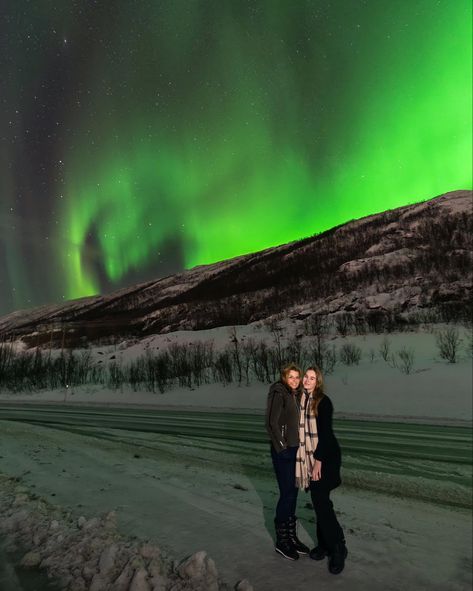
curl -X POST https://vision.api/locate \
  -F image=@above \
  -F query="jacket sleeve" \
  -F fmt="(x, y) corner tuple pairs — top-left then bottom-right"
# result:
(265, 387), (286, 453)
(314, 396), (333, 462)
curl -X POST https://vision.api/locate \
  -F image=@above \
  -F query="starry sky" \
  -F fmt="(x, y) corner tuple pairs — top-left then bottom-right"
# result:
(1, 0), (472, 316)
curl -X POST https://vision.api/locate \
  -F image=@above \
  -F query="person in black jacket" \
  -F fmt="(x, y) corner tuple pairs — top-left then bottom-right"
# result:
(265, 363), (310, 561)
(301, 366), (347, 574)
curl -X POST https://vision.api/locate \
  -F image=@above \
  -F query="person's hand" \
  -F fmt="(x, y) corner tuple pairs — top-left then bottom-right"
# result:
(311, 459), (322, 481)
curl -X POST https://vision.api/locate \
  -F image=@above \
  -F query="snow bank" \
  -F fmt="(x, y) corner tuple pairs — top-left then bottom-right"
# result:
(0, 474), (247, 591)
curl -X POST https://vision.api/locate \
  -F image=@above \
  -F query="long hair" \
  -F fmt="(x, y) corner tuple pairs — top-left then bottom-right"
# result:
(305, 366), (325, 416)
(281, 363), (301, 386)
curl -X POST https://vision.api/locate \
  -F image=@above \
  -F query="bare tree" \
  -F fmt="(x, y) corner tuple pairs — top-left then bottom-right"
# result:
(213, 350), (233, 384)
(271, 326), (284, 373)
(229, 327), (242, 384)
(241, 339), (256, 385)
(285, 337), (306, 369)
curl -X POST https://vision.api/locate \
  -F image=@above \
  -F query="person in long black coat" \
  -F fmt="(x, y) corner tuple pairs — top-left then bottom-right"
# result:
(302, 366), (347, 575)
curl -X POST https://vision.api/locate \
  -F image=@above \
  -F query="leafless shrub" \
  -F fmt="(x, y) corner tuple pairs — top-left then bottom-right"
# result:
(435, 328), (461, 363)
(465, 331), (473, 357)
(379, 337), (391, 362)
(353, 312), (367, 335)
(0, 341), (15, 380)
(109, 361), (125, 389)
(213, 350), (233, 384)
(335, 313), (351, 337)
(339, 343), (362, 365)
(323, 345), (337, 374)
(396, 347), (415, 374)
(366, 310), (386, 333)
(304, 315), (329, 338)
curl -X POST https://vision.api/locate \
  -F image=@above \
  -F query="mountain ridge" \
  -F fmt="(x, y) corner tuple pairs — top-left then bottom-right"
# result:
(1, 189), (471, 346)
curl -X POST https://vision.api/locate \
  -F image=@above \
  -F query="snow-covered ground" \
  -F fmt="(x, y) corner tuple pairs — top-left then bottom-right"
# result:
(0, 324), (471, 590)
(0, 419), (471, 591)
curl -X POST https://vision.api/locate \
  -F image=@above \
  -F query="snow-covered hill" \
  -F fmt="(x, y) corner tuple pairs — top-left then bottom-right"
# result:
(0, 190), (471, 347)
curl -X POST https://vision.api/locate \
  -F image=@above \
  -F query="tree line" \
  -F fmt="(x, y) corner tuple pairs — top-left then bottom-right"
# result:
(0, 326), (469, 393)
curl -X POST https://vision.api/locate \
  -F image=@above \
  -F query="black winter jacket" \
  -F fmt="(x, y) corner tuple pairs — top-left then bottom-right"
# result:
(265, 381), (301, 453)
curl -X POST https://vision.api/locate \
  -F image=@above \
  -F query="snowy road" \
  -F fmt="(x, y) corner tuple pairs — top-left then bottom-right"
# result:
(1, 403), (471, 508)
(0, 405), (472, 590)
(0, 403), (471, 463)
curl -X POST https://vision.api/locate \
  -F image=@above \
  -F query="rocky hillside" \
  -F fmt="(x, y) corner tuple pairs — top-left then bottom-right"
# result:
(0, 190), (471, 347)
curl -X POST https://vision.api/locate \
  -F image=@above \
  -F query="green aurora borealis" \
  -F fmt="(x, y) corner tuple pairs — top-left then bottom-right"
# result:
(1, 0), (472, 313)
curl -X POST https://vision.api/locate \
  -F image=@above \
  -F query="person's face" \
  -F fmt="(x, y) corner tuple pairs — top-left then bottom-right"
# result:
(286, 370), (300, 391)
(303, 370), (317, 393)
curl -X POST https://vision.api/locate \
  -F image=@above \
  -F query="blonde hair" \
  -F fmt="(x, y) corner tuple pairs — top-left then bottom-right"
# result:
(305, 366), (325, 416)
(281, 363), (301, 385)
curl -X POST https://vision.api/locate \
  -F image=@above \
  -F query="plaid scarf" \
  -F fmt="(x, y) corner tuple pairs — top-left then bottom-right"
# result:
(295, 390), (318, 490)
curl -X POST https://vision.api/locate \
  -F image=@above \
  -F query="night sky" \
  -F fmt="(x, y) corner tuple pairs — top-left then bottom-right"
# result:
(1, 0), (471, 316)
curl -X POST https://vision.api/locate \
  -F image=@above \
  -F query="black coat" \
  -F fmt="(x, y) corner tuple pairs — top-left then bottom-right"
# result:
(313, 395), (341, 490)
(265, 381), (301, 452)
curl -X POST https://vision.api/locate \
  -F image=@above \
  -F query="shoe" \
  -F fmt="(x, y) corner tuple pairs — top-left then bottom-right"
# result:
(275, 520), (299, 561)
(287, 516), (310, 555)
(309, 546), (328, 561)
(328, 542), (348, 574)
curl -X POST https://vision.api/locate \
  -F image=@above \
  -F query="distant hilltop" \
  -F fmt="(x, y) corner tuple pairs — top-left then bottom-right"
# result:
(1, 190), (471, 347)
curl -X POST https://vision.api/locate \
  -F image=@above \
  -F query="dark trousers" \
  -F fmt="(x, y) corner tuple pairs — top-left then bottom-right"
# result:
(270, 445), (299, 523)
(310, 482), (344, 551)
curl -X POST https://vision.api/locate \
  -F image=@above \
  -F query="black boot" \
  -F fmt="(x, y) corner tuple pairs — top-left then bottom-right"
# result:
(275, 520), (299, 561)
(328, 541), (348, 575)
(287, 516), (310, 555)
(309, 545), (328, 561)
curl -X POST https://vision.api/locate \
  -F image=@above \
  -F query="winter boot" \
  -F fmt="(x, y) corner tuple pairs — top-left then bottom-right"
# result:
(309, 545), (328, 561)
(275, 520), (299, 561)
(328, 541), (348, 575)
(287, 516), (310, 555)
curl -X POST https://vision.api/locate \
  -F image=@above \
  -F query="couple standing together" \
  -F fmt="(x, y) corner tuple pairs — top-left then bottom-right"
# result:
(265, 364), (347, 575)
